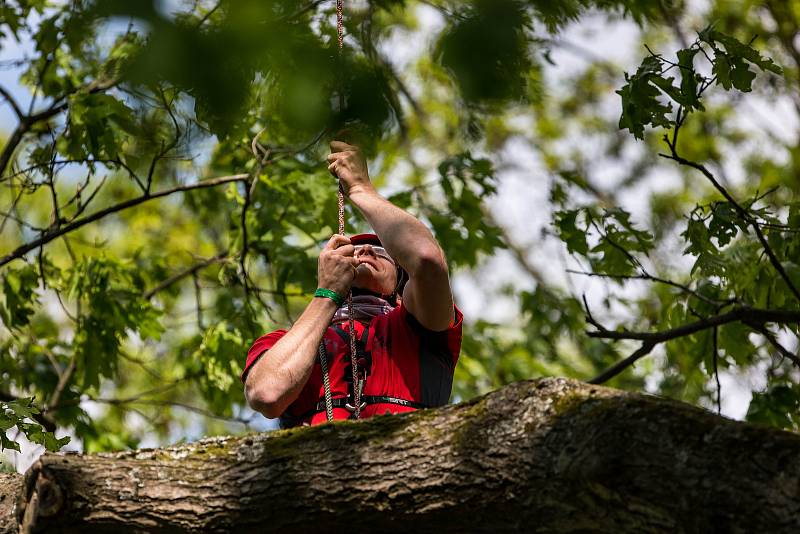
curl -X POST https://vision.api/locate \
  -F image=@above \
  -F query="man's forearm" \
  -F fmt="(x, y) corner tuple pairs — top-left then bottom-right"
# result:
(244, 297), (337, 417)
(349, 189), (444, 276)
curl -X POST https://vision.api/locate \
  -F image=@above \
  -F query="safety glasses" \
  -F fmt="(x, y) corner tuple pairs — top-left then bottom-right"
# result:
(354, 244), (393, 262)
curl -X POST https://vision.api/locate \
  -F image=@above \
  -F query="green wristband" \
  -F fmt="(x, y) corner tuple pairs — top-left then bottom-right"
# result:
(314, 288), (345, 307)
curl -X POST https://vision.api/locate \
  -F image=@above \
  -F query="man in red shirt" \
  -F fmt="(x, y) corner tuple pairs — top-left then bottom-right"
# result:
(242, 141), (462, 427)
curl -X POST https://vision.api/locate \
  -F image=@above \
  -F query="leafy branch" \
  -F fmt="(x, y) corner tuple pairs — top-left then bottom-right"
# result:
(585, 28), (797, 385)
(0, 173), (248, 269)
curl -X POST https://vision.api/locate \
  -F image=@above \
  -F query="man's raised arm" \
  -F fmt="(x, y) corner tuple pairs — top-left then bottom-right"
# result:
(328, 141), (454, 331)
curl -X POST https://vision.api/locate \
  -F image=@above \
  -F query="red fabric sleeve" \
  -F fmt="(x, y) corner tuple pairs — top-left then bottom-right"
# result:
(241, 329), (287, 383)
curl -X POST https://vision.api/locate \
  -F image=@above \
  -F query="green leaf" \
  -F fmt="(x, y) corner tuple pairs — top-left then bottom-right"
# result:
(192, 322), (246, 413)
(729, 57), (757, 92)
(747, 384), (799, 430)
(707, 202), (742, 247)
(700, 28), (783, 75)
(0, 399), (70, 452)
(676, 48), (703, 111)
(437, 0), (532, 104)
(2, 265), (39, 329)
(617, 55), (674, 140)
(555, 210), (589, 255)
(718, 324), (755, 365)
(700, 28), (782, 92)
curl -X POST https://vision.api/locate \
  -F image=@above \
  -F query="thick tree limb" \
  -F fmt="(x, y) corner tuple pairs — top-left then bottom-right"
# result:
(5, 378), (800, 532)
(0, 174), (248, 269)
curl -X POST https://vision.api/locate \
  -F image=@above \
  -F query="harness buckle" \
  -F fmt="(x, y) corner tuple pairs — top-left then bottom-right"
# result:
(344, 401), (367, 412)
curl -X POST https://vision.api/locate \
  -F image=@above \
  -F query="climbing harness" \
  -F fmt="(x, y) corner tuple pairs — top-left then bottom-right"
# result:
(281, 396), (429, 427)
(318, 0), (363, 422)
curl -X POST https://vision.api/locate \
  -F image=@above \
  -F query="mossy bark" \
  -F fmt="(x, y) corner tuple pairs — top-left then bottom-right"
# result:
(0, 474), (22, 534)
(7, 378), (800, 532)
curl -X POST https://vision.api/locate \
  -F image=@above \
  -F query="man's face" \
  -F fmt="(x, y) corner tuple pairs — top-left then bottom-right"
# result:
(352, 244), (397, 296)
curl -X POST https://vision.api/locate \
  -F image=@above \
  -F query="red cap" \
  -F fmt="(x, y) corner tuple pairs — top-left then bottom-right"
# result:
(350, 233), (382, 246)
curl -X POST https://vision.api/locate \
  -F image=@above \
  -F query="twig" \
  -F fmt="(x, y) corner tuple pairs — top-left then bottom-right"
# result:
(0, 186), (28, 234)
(588, 342), (657, 384)
(588, 217), (647, 272)
(52, 378), (191, 411)
(144, 250), (230, 299)
(46, 354), (77, 414)
(747, 321), (800, 368)
(0, 84), (24, 120)
(713, 326), (721, 415)
(195, 0), (222, 27)
(661, 122), (800, 304)
(118, 350), (163, 380)
(566, 269), (736, 307)
(0, 209), (44, 232)
(68, 174), (106, 222)
(582, 294), (603, 331)
(89, 397), (254, 426)
(281, 0), (327, 22)
(0, 124), (29, 179)
(193, 271), (204, 330)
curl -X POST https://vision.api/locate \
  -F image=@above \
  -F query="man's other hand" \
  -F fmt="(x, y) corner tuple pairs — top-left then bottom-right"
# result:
(328, 141), (374, 198)
(318, 234), (358, 297)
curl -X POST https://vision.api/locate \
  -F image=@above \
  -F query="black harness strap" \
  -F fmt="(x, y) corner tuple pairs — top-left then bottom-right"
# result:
(317, 395), (428, 413)
(280, 396), (429, 427)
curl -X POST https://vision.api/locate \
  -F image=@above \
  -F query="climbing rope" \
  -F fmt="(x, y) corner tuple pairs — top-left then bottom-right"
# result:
(319, 0), (362, 422)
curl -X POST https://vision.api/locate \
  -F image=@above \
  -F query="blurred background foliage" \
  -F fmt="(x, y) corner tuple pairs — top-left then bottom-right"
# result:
(1, 0), (799, 463)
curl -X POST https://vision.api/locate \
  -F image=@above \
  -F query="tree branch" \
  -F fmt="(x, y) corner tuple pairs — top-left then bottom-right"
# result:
(747, 321), (800, 368)
(0, 78), (119, 179)
(0, 84), (24, 120)
(587, 307), (800, 383)
(588, 306), (800, 343)
(0, 174), (248, 269)
(0, 124), (28, 180)
(588, 342), (657, 385)
(713, 326), (721, 414)
(46, 355), (77, 415)
(144, 250), (230, 299)
(566, 269), (736, 307)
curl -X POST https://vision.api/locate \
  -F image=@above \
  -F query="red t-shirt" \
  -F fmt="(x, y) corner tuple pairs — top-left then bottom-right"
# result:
(242, 304), (463, 426)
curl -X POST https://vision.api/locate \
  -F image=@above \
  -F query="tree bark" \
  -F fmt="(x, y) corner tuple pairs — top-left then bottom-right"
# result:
(5, 377), (800, 533)
(0, 474), (22, 534)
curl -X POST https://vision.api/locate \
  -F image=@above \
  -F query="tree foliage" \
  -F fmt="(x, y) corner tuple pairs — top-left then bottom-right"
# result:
(0, 0), (799, 458)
